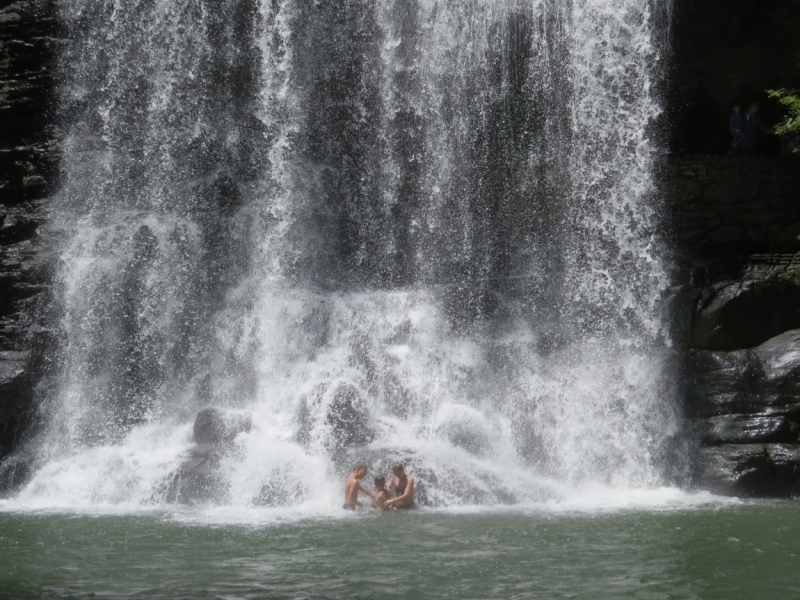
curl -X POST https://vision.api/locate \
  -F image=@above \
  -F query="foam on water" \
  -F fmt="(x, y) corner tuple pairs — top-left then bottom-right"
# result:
(6, 0), (684, 518)
(0, 485), (740, 529)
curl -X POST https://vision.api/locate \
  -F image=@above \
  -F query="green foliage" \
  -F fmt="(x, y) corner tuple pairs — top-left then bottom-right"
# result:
(766, 89), (800, 149)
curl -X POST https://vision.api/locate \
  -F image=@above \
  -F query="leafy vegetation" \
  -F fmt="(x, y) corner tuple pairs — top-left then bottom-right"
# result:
(766, 89), (800, 150)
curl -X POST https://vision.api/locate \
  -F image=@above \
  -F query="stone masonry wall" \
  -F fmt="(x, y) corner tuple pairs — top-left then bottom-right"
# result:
(665, 156), (800, 253)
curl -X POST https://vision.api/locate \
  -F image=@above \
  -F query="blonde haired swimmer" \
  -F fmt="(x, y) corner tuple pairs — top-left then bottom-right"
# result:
(386, 462), (416, 509)
(343, 462), (375, 510)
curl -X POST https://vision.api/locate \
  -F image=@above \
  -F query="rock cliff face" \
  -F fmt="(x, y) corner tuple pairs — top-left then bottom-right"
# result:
(666, 153), (800, 497)
(688, 326), (800, 496)
(0, 0), (56, 468)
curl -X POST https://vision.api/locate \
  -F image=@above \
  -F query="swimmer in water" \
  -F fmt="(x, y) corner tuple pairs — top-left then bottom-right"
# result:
(385, 462), (416, 510)
(343, 462), (374, 510)
(371, 475), (391, 510)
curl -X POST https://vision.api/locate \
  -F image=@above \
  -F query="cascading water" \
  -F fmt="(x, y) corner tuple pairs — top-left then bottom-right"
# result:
(11, 0), (680, 511)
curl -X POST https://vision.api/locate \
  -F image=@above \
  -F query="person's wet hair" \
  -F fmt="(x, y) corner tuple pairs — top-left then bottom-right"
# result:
(374, 476), (386, 487)
(392, 462), (404, 473)
(353, 462), (367, 472)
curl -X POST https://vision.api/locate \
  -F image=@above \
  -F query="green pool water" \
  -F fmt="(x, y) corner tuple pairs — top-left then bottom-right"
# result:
(0, 502), (798, 599)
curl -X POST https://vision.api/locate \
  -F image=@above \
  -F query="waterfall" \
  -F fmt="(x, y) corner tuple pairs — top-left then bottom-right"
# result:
(13, 0), (679, 510)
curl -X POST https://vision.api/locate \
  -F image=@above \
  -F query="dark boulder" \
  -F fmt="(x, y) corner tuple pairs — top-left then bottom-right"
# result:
(688, 329), (800, 417)
(693, 280), (800, 350)
(0, 350), (31, 424)
(689, 330), (800, 496)
(162, 443), (228, 505)
(161, 407), (251, 504)
(326, 384), (374, 455)
(0, 451), (31, 495)
(0, 212), (38, 245)
(693, 444), (800, 498)
(193, 407), (251, 445)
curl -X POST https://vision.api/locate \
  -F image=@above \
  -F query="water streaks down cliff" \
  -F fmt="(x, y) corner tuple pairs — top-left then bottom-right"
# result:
(12, 0), (678, 509)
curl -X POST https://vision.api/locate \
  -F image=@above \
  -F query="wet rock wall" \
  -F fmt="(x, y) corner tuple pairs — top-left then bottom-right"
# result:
(0, 0), (56, 471)
(668, 156), (800, 497)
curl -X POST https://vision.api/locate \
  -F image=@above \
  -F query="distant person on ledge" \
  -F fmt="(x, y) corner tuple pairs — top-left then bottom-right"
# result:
(737, 102), (770, 155)
(343, 462), (374, 510)
(729, 104), (745, 154)
(386, 462), (417, 509)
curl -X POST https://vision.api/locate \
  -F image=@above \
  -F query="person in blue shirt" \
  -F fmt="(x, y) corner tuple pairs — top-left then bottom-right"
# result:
(729, 104), (745, 154)
(738, 103), (769, 155)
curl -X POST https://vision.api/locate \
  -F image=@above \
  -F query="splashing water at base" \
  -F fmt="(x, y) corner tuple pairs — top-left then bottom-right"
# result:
(8, 0), (682, 516)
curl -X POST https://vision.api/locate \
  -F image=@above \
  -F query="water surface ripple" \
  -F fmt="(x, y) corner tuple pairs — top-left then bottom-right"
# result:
(1, 503), (798, 599)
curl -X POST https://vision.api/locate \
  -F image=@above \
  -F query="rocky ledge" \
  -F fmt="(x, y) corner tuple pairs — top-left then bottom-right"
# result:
(0, 0), (56, 465)
(686, 255), (800, 496)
